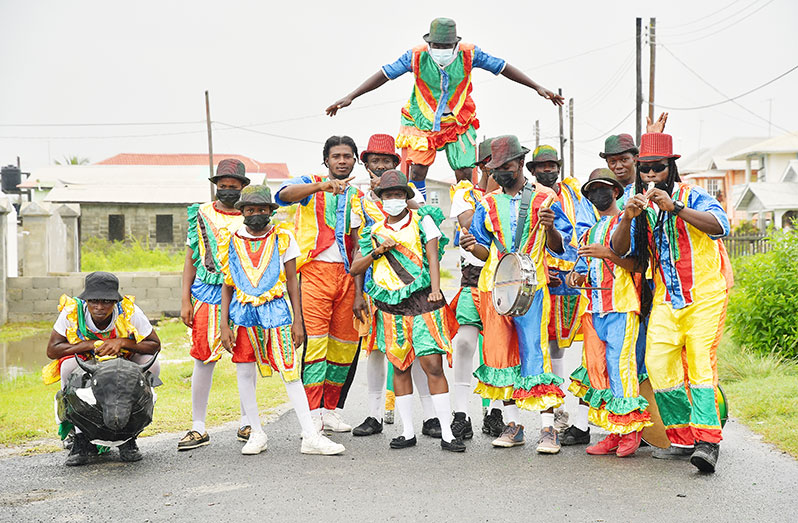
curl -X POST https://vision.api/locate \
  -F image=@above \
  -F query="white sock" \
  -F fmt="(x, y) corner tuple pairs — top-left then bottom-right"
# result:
(367, 351), (386, 420)
(396, 394), (415, 439)
(490, 400), (504, 412)
(191, 359), (216, 434)
(504, 403), (520, 425)
(549, 341), (570, 398)
(575, 404), (590, 431)
(236, 363), (264, 433)
(283, 379), (316, 435)
(431, 393), (455, 442)
(411, 360), (435, 421)
(541, 412), (555, 430)
(240, 365), (257, 427)
(452, 325), (479, 414)
(310, 408), (321, 420)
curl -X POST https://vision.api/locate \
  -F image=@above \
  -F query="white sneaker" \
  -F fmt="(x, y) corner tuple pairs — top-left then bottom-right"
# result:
(241, 431), (268, 455)
(554, 410), (570, 434)
(301, 432), (345, 455)
(322, 410), (352, 432)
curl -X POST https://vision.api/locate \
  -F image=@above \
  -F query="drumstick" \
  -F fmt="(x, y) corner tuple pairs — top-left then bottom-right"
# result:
(532, 195), (555, 235)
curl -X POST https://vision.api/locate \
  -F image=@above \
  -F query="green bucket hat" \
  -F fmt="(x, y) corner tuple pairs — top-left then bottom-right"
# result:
(485, 135), (530, 169)
(477, 137), (495, 165)
(210, 158), (251, 186)
(580, 168), (625, 198)
(525, 145), (562, 171)
(599, 134), (639, 159)
(234, 184), (278, 211)
(423, 18), (461, 45)
(373, 169), (415, 200)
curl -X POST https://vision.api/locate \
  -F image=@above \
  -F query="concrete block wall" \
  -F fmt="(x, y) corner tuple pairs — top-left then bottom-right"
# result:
(6, 271), (182, 323)
(79, 204), (189, 250)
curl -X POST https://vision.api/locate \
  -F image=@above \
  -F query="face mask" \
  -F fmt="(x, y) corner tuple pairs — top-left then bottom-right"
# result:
(243, 214), (271, 231)
(382, 199), (407, 217)
(216, 189), (241, 207)
(330, 172), (351, 181)
(429, 47), (455, 66)
(535, 171), (559, 188)
(492, 170), (517, 189)
(587, 187), (616, 211)
(370, 167), (388, 177)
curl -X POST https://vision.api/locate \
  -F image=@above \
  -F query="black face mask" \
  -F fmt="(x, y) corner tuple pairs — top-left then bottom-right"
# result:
(243, 214), (271, 231)
(370, 167), (388, 177)
(216, 189), (241, 207)
(587, 187), (616, 211)
(492, 170), (517, 189)
(330, 172), (351, 181)
(535, 171), (559, 188)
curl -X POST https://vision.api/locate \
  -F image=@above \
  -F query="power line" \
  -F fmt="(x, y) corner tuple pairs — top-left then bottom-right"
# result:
(0, 120), (204, 128)
(213, 121), (324, 144)
(659, 0), (777, 45)
(574, 108), (636, 143)
(0, 128), (208, 140)
(657, 0), (745, 31)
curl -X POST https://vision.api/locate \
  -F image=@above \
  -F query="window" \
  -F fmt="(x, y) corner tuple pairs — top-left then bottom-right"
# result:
(429, 191), (440, 205)
(156, 214), (173, 243)
(706, 179), (720, 197)
(108, 214), (125, 242)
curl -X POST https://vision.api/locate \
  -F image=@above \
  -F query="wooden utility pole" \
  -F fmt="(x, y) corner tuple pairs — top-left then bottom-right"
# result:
(205, 90), (215, 199)
(534, 120), (540, 148)
(648, 18), (656, 122)
(635, 17), (642, 145)
(558, 88), (565, 179)
(568, 98), (574, 178)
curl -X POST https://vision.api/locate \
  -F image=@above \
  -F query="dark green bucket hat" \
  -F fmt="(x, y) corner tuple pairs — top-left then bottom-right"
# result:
(374, 169), (415, 200)
(423, 18), (461, 45)
(525, 144), (562, 171)
(210, 158), (251, 186)
(234, 184), (278, 211)
(599, 134), (639, 159)
(477, 137), (495, 165)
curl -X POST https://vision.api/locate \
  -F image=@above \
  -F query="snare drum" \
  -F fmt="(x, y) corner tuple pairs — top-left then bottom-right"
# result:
(492, 252), (538, 316)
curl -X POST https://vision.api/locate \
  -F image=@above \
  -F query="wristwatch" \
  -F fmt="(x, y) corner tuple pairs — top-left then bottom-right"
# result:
(670, 200), (685, 216)
(371, 250), (383, 260)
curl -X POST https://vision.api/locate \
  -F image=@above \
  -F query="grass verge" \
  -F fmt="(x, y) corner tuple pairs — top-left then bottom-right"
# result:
(0, 319), (287, 449)
(0, 321), (52, 343)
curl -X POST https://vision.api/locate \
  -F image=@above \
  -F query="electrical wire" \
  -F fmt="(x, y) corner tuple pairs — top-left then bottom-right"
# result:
(0, 120), (204, 128)
(574, 108), (636, 143)
(658, 0), (777, 45)
(213, 121), (324, 144)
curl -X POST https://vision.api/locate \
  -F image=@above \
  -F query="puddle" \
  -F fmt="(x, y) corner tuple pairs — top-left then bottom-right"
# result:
(0, 332), (52, 381)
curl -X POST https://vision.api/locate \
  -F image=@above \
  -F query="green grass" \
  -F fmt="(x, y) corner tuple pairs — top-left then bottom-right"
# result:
(718, 339), (798, 456)
(0, 321), (52, 342)
(81, 236), (185, 272)
(0, 319), (287, 448)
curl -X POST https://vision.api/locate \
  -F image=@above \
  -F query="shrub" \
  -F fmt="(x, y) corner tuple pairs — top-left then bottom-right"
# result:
(727, 229), (798, 359)
(81, 236), (184, 272)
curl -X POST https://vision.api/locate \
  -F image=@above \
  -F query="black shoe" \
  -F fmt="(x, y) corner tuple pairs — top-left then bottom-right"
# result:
(652, 445), (694, 460)
(441, 437), (466, 453)
(482, 408), (504, 437)
(451, 412), (474, 440)
(65, 432), (91, 467)
(560, 425), (591, 446)
(352, 417), (383, 437)
(690, 441), (719, 473)
(389, 435), (417, 449)
(119, 438), (143, 462)
(422, 418), (442, 439)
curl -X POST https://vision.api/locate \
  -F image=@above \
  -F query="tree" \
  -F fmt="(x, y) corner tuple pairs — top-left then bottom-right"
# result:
(54, 155), (89, 165)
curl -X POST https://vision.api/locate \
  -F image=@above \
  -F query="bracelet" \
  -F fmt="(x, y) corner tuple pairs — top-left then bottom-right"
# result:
(371, 250), (383, 260)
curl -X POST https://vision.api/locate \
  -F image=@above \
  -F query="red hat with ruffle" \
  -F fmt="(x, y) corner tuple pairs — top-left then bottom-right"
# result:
(638, 133), (680, 162)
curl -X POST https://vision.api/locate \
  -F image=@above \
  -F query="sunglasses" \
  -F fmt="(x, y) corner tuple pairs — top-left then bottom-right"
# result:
(87, 299), (117, 305)
(638, 163), (668, 173)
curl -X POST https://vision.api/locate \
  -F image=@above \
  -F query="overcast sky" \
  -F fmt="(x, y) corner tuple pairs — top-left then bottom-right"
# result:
(1, 0), (796, 183)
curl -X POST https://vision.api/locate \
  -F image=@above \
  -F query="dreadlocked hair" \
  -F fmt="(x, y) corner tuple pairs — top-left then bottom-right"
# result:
(322, 135), (359, 165)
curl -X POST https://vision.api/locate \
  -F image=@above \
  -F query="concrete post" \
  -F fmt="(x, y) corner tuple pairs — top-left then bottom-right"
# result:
(20, 201), (53, 276)
(56, 204), (81, 272)
(745, 157), (752, 184)
(0, 197), (10, 325)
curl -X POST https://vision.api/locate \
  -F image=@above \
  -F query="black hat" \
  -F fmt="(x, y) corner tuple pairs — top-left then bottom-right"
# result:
(209, 158), (251, 186)
(78, 272), (123, 302)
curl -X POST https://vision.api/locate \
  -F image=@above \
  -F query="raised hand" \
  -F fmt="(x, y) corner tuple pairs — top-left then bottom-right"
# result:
(537, 87), (565, 106)
(320, 176), (354, 195)
(325, 96), (353, 116)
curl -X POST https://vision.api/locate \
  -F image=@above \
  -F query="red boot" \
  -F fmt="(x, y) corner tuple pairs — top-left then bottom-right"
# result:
(616, 431), (642, 457)
(586, 433), (621, 455)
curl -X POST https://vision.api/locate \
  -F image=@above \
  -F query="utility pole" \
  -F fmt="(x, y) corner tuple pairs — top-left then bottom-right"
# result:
(558, 88), (565, 179)
(568, 99), (575, 178)
(205, 90), (215, 200)
(648, 17), (656, 122)
(534, 120), (540, 148)
(635, 17), (642, 145)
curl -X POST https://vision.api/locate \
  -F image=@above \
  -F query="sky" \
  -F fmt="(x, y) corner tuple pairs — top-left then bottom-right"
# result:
(1, 0), (796, 183)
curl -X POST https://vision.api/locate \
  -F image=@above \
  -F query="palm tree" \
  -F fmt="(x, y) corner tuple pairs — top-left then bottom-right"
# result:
(54, 155), (90, 165)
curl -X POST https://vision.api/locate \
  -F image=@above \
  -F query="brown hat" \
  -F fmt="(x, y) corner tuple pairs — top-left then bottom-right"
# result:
(373, 169), (415, 200)
(210, 158), (251, 186)
(581, 168), (625, 198)
(485, 135), (530, 169)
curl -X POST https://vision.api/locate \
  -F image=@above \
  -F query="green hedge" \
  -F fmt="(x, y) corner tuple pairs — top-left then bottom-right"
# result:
(727, 229), (798, 359)
(81, 237), (184, 272)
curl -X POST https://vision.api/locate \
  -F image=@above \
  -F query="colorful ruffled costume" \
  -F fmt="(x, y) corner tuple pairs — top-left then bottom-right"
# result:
(448, 179), (486, 329)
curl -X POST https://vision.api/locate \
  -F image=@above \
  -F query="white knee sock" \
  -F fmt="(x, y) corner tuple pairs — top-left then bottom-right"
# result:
(191, 359), (216, 434)
(490, 400), (504, 412)
(283, 379), (316, 435)
(240, 366), (257, 427)
(411, 360), (436, 421)
(504, 403), (520, 425)
(396, 394), (415, 439)
(367, 351), (386, 420)
(549, 341), (569, 413)
(236, 363), (264, 434)
(452, 325), (479, 414)
(541, 412), (555, 430)
(575, 403), (590, 431)
(431, 393), (455, 442)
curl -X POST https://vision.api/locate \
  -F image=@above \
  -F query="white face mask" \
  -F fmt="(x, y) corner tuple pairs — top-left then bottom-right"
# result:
(429, 47), (456, 67)
(382, 199), (408, 217)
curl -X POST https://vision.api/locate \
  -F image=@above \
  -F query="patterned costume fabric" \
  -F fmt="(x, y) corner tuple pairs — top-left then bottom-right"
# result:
(449, 179), (486, 329)
(359, 207), (457, 371)
(469, 187), (572, 411)
(219, 225), (300, 381)
(186, 201), (244, 363)
(618, 182), (731, 444)
(275, 177), (363, 410)
(567, 215), (652, 435)
(382, 43), (505, 169)
(42, 295), (146, 384)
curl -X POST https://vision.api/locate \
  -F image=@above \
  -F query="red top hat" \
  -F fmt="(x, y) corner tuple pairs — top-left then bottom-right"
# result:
(638, 133), (680, 162)
(360, 134), (400, 163)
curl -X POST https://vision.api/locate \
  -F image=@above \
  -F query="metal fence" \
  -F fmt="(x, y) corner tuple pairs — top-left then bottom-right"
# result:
(724, 233), (771, 257)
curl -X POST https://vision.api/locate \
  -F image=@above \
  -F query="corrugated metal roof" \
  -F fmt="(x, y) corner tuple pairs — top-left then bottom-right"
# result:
(727, 131), (798, 160)
(96, 153), (290, 179)
(733, 182), (798, 212)
(680, 137), (766, 173)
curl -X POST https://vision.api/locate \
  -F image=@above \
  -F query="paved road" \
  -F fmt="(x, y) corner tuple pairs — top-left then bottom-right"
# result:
(2, 251), (797, 521)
